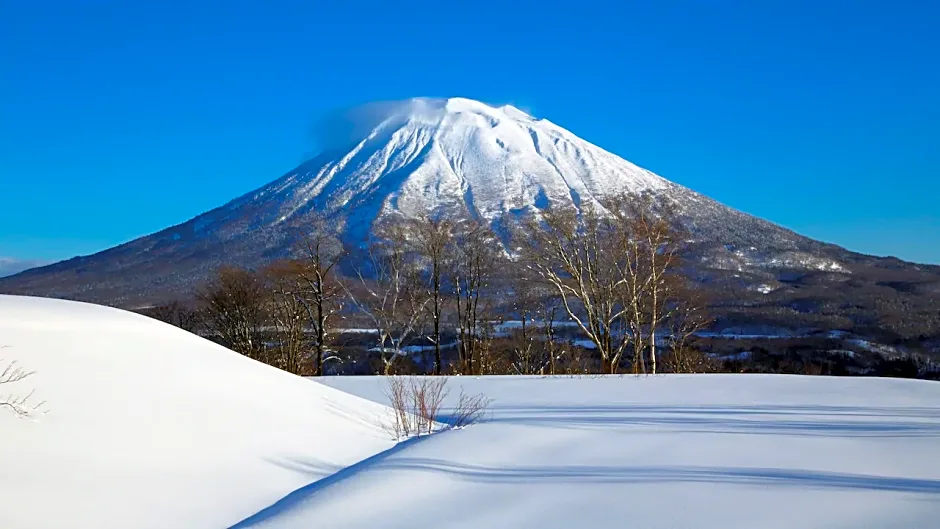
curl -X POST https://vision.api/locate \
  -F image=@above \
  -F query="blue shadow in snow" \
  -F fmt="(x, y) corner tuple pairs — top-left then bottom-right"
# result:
(485, 404), (940, 438)
(229, 435), (431, 529)
(371, 458), (940, 494)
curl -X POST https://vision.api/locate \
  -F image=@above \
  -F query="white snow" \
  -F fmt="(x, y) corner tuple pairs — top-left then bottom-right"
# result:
(850, 339), (905, 357)
(240, 375), (940, 529)
(0, 295), (394, 529)
(709, 350), (754, 361)
(755, 283), (776, 294)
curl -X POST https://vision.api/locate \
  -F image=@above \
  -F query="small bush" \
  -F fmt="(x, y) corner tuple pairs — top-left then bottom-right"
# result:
(449, 390), (491, 428)
(0, 358), (42, 418)
(382, 376), (490, 439)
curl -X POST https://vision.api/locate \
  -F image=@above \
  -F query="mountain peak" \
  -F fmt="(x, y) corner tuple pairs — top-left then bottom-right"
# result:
(438, 97), (532, 120)
(290, 96), (672, 237)
(344, 97), (537, 139)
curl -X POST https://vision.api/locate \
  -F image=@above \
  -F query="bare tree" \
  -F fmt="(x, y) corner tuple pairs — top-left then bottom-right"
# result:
(603, 193), (686, 374)
(663, 287), (714, 373)
(0, 359), (42, 418)
(505, 266), (558, 375)
(144, 301), (200, 333)
(263, 261), (311, 375)
(292, 221), (346, 376)
(344, 221), (429, 374)
(453, 221), (499, 375)
(406, 218), (455, 375)
(198, 266), (269, 361)
(517, 204), (630, 373)
(540, 295), (563, 375)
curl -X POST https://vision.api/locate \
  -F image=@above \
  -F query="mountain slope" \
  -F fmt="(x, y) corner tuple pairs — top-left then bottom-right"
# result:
(1, 97), (937, 334)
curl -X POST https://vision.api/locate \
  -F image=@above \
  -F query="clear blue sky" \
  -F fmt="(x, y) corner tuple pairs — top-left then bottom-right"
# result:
(1, 0), (938, 264)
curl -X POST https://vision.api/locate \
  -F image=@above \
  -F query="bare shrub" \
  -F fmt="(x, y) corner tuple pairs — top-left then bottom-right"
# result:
(0, 359), (42, 418)
(382, 376), (446, 438)
(661, 347), (718, 374)
(383, 376), (412, 438)
(410, 377), (447, 435)
(450, 389), (491, 428)
(381, 376), (490, 439)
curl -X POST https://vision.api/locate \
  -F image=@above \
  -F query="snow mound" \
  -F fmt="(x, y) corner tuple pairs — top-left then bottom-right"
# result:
(0, 295), (394, 529)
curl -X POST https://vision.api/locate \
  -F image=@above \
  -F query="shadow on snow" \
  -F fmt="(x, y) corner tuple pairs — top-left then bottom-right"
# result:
(229, 402), (940, 527)
(486, 404), (940, 438)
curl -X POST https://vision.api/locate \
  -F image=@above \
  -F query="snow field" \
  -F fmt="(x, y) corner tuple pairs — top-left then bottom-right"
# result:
(242, 374), (940, 528)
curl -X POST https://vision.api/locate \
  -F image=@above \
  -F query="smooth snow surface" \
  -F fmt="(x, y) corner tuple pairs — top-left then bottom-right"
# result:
(242, 375), (940, 529)
(0, 295), (394, 529)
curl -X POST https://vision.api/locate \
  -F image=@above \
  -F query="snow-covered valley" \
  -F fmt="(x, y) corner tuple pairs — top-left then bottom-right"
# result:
(1, 295), (938, 528)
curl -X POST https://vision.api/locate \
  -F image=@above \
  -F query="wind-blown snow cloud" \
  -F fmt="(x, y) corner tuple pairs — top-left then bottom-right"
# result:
(310, 98), (449, 153)
(309, 97), (534, 155)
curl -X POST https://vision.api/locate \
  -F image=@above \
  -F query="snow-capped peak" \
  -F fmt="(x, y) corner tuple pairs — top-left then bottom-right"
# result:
(251, 97), (672, 242)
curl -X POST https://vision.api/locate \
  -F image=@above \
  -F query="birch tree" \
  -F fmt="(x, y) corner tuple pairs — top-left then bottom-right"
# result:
(609, 193), (686, 374)
(344, 222), (428, 374)
(517, 204), (631, 373)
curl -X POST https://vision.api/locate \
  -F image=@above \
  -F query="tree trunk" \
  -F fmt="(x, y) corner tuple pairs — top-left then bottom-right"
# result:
(650, 329), (657, 375)
(314, 300), (324, 376)
(433, 287), (441, 376)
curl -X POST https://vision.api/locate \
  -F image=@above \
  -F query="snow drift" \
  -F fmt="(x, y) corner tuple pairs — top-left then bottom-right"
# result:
(0, 295), (394, 529)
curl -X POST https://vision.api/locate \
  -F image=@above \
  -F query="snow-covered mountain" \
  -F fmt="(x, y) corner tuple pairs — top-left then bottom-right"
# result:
(0, 97), (905, 306)
(186, 97), (824, 254)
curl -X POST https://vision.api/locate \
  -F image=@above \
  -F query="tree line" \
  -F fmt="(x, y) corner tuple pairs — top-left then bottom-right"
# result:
(145, 192), (713, 376)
